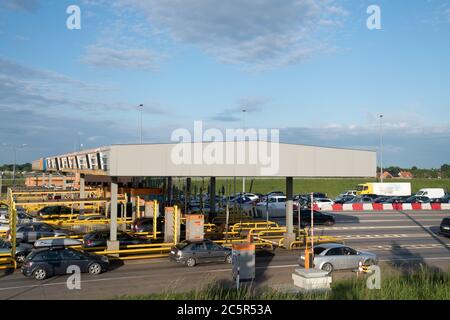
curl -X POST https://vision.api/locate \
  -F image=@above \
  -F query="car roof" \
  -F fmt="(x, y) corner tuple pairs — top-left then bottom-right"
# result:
(315, 243), (346, 249)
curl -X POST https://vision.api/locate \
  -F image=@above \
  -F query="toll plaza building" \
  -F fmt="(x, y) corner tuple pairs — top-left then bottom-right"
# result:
(32, 141), (377, 250)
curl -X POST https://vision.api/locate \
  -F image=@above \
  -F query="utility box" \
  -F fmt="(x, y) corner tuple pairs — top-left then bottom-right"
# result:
(185, 214), (204, 241)
(164, 207), (181, 243)
(232, 243), (255, 281)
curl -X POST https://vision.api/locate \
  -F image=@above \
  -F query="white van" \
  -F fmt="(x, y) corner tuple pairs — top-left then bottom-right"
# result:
(415, 188), (445, 199)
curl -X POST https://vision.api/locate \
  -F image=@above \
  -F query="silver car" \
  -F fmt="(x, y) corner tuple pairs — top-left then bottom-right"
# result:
(300, 243), (377, 273)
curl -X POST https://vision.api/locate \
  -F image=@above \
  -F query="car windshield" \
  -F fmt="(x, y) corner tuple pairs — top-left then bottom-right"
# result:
(176, 241), (190, 250)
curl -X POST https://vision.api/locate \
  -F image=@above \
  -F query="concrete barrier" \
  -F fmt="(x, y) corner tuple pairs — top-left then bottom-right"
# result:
(319, 202), (450, 212)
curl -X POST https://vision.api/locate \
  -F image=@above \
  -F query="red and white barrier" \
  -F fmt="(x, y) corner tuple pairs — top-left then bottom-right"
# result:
(314, 203), (450, 212)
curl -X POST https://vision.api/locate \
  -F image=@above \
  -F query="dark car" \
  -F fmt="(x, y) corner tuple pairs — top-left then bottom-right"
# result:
(440, 217), (450, 237)
(37, 205), (79, 218)
(373, 196), (392, 203)
(0, 238), (33, 263)
(405, 196), (430, 203)
(13, 222), (75, 243)
(293, 210), (335, 227)
(21, 247), (109, 280)
(83, 230), (150, 248)
(345, 196), (374, 204)
(334, 195), (355, 204)
(381, 196), (408, 204)
(169, 239), (232, 267)
(431, 195), (450, 204)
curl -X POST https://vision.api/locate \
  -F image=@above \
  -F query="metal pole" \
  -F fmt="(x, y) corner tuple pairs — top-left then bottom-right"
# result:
(242, 107), (246, 194)
(379, 114), (384, 183)
(310, 192), (314, 253)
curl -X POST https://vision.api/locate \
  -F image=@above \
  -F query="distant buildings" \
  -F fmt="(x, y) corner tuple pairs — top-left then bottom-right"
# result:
(398, 171), (414, 179)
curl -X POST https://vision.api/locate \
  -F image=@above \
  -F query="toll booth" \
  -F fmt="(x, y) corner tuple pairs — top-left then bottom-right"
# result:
(232, 243), (255, 282)
(164, 206), (181, 243)
(185, 214), (204, 241)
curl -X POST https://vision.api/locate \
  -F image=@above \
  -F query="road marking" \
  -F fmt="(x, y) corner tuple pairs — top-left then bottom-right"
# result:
(337, 219), (443, 223)
(317, 225), (434, 231)
(360, 244), (450, 251)
(335, 233), (433, 239)
(2, 256), (450, 293)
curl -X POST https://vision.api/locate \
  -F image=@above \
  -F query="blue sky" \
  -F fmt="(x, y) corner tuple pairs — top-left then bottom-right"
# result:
(0, 0), (449, 168)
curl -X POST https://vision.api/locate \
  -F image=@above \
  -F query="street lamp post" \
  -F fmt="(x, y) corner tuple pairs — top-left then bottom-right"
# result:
(379, 115), (384, 183)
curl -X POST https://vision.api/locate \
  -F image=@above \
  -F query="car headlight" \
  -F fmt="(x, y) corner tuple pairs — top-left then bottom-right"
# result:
(101, 256), (109, 262)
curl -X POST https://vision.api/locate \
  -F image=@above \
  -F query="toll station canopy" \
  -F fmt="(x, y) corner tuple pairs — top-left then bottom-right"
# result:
(32, 142), (376, 178)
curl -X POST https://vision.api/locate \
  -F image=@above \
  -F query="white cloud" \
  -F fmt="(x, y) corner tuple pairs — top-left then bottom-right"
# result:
(82, 46), (162, 71)
(111, 0), (348, 70)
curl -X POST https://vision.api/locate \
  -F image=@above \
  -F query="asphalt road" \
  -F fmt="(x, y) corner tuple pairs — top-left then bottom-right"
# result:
(0, 210), (449, 300)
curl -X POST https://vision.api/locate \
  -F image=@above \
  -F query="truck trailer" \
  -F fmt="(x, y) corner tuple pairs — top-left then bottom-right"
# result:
(356, 183), (411, 196)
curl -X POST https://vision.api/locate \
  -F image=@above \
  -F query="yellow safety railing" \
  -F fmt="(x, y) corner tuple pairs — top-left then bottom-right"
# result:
(231, 221), (278, 233)
(0, 253), (16, 270)
(289, 235), (341, 250)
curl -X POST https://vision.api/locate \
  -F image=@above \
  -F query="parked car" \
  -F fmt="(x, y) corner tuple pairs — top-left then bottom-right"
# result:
(431, 194), (450, 204)
(255, 195), (286, 218)
(21, 247), (109, 280)
(0, 238), (33, 263)
(0, 210), (34, 224)
(313, 198), (334, 209)
(380, 196), (409, 204)
(83, 230), (150, 248)
(299, 243), (378, 273)
(405, 196), (430, 203)
(76, 215), (107, 221)
(340, 190), (357, 197)
(169, 239), (232, 267)
(345, 196), (374, 204)
(37, 205), (79, 218)
(334, 195), (355, 204)
(12, 222), (75, 243)
(293, 210), (335, 227)
(439, 217), (450, 237)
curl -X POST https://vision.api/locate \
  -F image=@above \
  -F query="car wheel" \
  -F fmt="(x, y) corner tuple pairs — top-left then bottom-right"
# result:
(15, 252), (26, 263)
(186, 257), (196, 267)
(88, 262), (102, 275)
(225, 254), (232, 264)
(34, 268), (47, 280)
(321, 263), (333, 273)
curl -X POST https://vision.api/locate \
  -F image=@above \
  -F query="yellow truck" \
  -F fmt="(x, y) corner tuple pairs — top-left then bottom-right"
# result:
(356, 183), (411, 196)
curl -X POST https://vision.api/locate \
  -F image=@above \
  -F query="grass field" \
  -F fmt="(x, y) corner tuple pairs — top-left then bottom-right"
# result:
(187, 178), (450, 198)
(118, 267), (450, 300)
